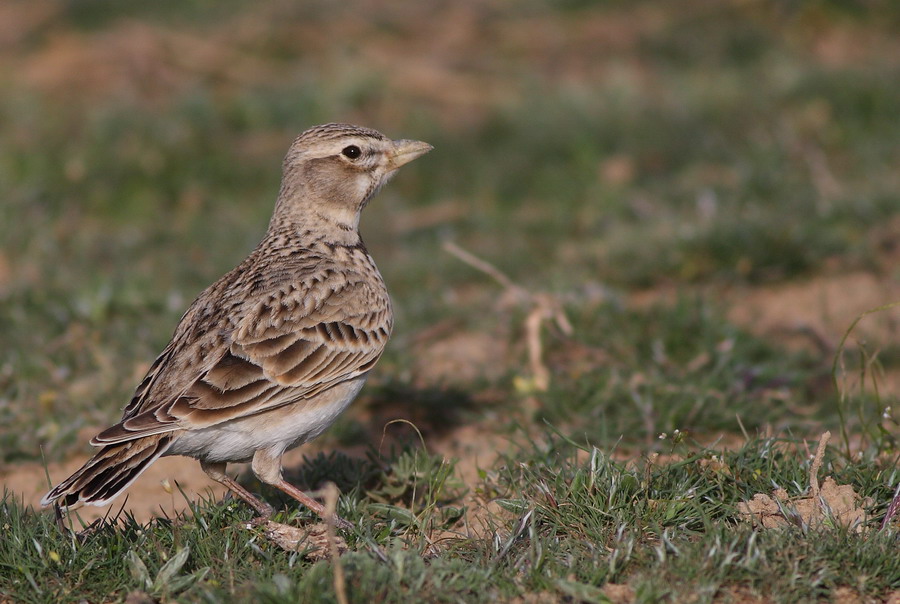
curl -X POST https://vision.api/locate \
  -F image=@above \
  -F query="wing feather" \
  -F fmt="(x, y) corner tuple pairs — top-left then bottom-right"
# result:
(91, 272), (391, 444)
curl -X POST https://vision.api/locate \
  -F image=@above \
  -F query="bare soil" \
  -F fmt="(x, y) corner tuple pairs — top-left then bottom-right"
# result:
(5, 268), (896, 523)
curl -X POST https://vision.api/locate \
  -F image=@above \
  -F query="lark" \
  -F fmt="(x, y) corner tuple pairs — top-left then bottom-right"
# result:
(41, 123), (432, 530)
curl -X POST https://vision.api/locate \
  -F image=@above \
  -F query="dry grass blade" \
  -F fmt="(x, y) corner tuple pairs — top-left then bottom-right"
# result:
(323, 482), (348, 604)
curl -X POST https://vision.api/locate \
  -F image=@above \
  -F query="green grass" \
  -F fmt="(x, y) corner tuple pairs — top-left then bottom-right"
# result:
(3, 437), (900, 602)
(536, 297), (825, 441)
(2, 0), (900, 601)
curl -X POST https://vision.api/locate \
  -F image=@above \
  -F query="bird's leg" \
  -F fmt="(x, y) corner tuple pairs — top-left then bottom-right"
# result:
(252, 449), (353, 531)
(272, 477), (354, 532)
(201, 460), (274, 519)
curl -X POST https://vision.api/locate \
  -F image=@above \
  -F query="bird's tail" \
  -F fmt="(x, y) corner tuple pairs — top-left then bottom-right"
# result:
(41, 434), (174, 509)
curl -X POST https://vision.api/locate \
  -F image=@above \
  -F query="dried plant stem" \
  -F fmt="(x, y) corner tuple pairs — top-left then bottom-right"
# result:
(443, 241), (572, 391)
(443, 241), (526, 299)
(323, 482), (348, 604)
(525, 306), (550, 391)
(809, 431), (830, 498)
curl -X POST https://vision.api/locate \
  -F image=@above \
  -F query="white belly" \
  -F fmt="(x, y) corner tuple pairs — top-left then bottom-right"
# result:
(166, 376), (366, 463)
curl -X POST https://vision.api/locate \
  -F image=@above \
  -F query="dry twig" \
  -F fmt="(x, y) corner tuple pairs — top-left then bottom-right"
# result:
(443, 241), (572, 391)
(443, 241), (527, 299)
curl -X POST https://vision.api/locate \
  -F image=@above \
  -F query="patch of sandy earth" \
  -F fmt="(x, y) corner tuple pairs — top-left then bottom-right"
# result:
(632, 271), (899, 350)
(633, 270), (900, 394)
(1, 408), (376, 523)
(726, 271), (900, 396)
(2, 443), (371, 524)
(428, 423), (511, 540)
(412, 330), (510, 386)
(1, 420), (510, 528)
(2, 453), (229, 524)
(725, 271), (899, 350)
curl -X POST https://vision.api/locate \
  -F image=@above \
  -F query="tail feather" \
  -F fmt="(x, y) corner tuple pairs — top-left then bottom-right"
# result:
(41, 434), (173, 508)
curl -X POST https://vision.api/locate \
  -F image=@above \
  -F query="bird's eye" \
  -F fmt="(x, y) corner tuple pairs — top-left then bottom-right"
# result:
(341, 145), (362, 159)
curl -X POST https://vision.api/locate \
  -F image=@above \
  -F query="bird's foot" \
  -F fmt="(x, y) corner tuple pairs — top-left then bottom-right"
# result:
(331, 514), (354, 532)
(251, 500), (275, 519)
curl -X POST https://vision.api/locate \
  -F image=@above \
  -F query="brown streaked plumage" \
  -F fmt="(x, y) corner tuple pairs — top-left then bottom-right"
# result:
(42, 123), (432, 529)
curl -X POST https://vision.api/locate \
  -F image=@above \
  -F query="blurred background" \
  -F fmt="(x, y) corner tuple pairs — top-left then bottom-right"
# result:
(1, 0), (899, 484)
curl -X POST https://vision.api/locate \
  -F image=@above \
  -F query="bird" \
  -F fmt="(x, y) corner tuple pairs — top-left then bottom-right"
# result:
(41, 123), (433, 530)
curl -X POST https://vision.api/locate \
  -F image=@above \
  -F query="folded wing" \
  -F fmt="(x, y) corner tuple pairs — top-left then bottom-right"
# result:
(92, 279), (391, 445)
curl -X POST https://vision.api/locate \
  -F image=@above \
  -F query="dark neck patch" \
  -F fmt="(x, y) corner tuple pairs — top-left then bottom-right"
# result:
(325, 239), (365, 250)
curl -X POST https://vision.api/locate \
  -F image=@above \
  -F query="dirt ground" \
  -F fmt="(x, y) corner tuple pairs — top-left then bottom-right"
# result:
(6, 425), (504, 525)
(4, 268), (897, 524)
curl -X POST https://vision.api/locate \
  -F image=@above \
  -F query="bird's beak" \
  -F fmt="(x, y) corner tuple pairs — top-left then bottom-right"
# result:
(389, 139), (433, 169)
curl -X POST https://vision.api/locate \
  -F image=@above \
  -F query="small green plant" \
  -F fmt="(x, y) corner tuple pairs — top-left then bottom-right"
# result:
(367, 447), (467, 543)
(126, 546), (208, 600)
(832, 302), (900, 458)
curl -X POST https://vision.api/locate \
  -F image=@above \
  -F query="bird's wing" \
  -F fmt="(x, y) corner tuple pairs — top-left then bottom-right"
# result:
(92, 277), (391, 445)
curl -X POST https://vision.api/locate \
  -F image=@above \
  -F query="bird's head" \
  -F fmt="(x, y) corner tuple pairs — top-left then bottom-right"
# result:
(273, 123), (432, 234)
